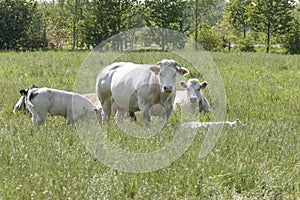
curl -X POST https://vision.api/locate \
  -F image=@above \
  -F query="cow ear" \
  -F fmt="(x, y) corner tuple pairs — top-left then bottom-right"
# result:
(19, 89), (26, 96)
(31, 85), (38, 89)
(179, 81), (188, 89)
(177, 67), (189, 76)
(149, 66), (160, 75)
(200, 81), (208, 89)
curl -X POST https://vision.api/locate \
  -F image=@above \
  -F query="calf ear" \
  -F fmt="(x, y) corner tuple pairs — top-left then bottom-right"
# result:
(19, 89), (27, 96)
(149, 66), (160, 75)
(177, 67), (189, 76)
(200, 81), (208, 89)
(179, 81), (188, 89)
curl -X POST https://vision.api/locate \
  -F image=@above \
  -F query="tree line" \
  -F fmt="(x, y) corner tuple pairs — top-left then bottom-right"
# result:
(0, 0), (299, 54)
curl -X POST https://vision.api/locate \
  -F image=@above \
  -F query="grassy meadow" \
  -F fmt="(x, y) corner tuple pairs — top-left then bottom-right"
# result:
(0, 51), (299, 199)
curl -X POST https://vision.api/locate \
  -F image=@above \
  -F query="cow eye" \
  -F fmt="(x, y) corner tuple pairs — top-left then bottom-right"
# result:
(197, 88), (201, 91)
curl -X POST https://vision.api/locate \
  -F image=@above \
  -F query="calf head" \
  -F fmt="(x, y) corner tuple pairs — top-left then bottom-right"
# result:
(180, 79), (210, 112)
(150, 59), (189, 94)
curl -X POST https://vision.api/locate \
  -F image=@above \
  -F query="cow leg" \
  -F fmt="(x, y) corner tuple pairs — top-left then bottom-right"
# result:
(31, 114), (38, 124)
(115, 109), (125, 123)
(102, 100), (111, 122)
(66, 117), (73, 125)
(140, 106), (151, 127)
(166, 106), (174, 120)
(34, 111), (47, 125)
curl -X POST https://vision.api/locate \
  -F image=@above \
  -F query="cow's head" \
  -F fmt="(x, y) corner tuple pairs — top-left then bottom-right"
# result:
(180, 79), (210, 112)
(13, 85), (38, 113)
(20, 85), (38, 96)
(150, 59), (189, 94)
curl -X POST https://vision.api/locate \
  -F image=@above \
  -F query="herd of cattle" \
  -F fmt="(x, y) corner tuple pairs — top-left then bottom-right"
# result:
(13, 59), (243, 128)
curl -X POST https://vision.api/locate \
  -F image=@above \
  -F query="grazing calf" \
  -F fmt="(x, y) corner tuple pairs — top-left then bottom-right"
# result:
(81, 93), (101, 108)
(174, 79), (210, 113)
(181, 119), (244, 128)
(13, 85), (38, 113)
(96, 59), (189, 126)
(26, 88), (101, 125)
(82, 93), (137, 121)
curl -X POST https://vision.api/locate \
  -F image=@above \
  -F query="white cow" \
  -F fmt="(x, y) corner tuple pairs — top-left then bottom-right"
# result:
(181, 119), (244, 128)
(96, 59), (189, 126)
(26, 88), (101, 125)
(174, 79), (210, 113)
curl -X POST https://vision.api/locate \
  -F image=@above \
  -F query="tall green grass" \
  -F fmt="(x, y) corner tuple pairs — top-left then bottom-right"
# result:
(0, 51), (299, 199)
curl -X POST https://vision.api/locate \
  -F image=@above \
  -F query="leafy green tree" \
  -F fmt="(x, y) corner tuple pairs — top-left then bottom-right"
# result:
(282, 3), (300, 54)
(0, 0), (36, 50)
(215, 11), (237, 52)
(249, 0), (295, 53)
(81, 0), (118, 49)
(144, 0), (191, 50)
(80, 0), (142, 50)
(192, 0), (226, 50)
(197, 26), (222, 51)
(23, 6), (48, 50)
(57, 0), (86, 50)
(40, 1), (70, 49)
(226, 0), (252, 38)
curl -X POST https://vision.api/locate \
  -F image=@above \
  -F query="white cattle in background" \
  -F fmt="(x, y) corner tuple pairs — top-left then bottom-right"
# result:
(96, 59), (189, 126)
(174, 79), (210, 113)
(25, 88), (101, 125)
(181, 119), (245, 128)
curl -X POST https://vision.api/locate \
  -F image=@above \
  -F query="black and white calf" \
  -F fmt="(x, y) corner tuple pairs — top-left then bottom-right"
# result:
(25, 88), (101, 125)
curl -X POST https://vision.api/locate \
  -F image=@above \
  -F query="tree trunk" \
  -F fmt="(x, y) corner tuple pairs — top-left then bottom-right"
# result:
(194, 0), (198, 51)
(72, 0), (78, 50)
(162, 28), (165, 51)
(72, 20), (76, 50)
(266, 22), (271, 53)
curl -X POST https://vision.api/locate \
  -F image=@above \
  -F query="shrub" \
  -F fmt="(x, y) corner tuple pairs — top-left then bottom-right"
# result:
(198, 27), (222, 51)
(237, 38), (256, 52)
(283, 21), (300, 54)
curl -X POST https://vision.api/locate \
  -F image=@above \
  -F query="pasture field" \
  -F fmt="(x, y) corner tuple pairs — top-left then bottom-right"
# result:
(0, 51), (299, 199)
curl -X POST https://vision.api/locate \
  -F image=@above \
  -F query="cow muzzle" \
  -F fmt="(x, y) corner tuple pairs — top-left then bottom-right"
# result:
(189, 97), (197, 103)
(163, 86), (173, 93)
